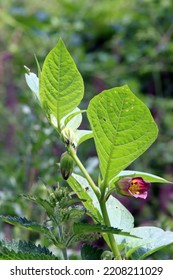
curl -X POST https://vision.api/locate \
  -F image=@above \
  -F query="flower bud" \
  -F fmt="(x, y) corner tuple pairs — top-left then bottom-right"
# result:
(116, 177), (150, 199)
(60, 152), (74, 180)
(60, 127), (76, 146)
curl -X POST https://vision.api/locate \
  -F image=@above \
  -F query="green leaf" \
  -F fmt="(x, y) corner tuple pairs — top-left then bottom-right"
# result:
(50, 107), (84, 132)
(68, 174), (134, 232)
(25, 71), (40, 102)
(21, 194), (54, 218)
(40, 38), (84, 127)
(69, 206), (85, 221)
(63, 108), (85, 129)
(76, 129), (93, 146)
(0, 215), (52, 235)
(73, 223), (138, 238)
(106, 195), (134, 232)
(115, 226), (173, 260)
(87, 85), (158, 185)
(0, 240), (58, 260)
(113, 170), (172, 184)
(81, 244), (103, 260)
(68, 174), (103, 223)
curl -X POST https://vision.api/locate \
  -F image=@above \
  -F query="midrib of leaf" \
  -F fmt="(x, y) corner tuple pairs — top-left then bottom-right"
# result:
(103, 92), (125, 186)
(46, 50), (62, 126)
(57, 50), (61, 128)
(40, 39), (84, 128)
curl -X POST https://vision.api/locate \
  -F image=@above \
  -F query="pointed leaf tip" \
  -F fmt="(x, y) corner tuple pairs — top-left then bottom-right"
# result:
(40, 39), (84, 126)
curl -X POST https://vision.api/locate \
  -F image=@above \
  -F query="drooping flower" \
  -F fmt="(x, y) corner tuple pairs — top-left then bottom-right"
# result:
(116, 177), (150, 199)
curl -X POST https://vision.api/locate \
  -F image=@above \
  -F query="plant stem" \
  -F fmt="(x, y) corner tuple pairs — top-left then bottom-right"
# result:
(68, 146), (100, 199)
(58, 225), (68, 260)
(69, 145), (122, 259)
(99, 199), (122, 260)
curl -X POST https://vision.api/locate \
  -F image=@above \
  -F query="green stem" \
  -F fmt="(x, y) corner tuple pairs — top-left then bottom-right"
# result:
(99, 199), (122, 260)
(58, 225), (68, 260)
(68, 146), (100, 199)
(69, 145), (122, 260)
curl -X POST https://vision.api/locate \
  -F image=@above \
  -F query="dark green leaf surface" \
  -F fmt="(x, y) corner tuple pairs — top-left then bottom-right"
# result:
(73, 223), (138, 238)
(0, 240), (58, 260)
(81, 244), (103, 260)
(0, 215), (52, 235)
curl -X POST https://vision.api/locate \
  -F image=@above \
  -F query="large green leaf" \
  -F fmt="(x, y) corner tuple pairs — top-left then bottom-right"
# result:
(114, 226), (173, 259)
(87, 85), (158, 185)
(40, 38), (84, 127)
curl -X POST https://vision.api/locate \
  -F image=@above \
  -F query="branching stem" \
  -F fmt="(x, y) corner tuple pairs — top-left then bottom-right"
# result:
(68, 145), (122, 259)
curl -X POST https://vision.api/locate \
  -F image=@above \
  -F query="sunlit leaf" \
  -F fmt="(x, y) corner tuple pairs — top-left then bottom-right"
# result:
(87, 85), (158, 185)
(40, 38), (84, 127)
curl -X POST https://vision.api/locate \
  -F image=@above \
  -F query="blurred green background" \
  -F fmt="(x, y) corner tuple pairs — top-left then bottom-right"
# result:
(1, 0), (173, 259)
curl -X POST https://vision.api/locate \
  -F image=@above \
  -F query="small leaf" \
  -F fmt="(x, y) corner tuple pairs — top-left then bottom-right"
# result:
(113, 170), (172, 184)
(40, 38), (84, 126)
(87, 85), (158, 185)
(25, 71), (40, 102)
(69, 206), (85, 221)
(76, 129), (93, 146)
(81, 244), (103, 260)
(63, 108), (85, 129)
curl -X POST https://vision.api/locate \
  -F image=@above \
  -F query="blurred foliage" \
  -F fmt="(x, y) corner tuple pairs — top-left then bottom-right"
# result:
(1, 0), (173, 259)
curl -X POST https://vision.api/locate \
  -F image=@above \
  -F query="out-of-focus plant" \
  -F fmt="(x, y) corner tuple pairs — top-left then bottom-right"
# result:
(1, 39), (173, 260)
